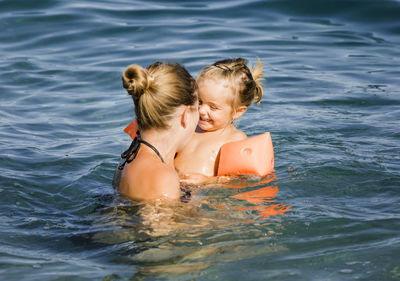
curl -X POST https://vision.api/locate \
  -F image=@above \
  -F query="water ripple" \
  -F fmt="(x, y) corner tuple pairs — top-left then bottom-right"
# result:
(1, 0), (400, 280)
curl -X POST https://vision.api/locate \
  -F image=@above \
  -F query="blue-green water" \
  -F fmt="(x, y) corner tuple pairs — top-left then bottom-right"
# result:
(1, 0), (400, 280)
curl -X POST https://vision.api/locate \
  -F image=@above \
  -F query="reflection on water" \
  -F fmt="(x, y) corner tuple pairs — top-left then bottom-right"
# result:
(72, 174), (290, 279)
(90, 174), (290, 239)
(233, 185), (291, 219)
(207, 174), (291, 220)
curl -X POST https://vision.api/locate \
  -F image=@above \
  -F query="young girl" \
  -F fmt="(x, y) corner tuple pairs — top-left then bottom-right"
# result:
(174, 58), (264, 182)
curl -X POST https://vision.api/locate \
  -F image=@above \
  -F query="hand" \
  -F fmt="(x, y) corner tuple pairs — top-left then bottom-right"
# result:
(179, 173), (211, 185)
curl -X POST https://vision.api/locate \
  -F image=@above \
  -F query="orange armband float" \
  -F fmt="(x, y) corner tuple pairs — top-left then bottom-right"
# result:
(124, 120), (138, 139)
(216, 133), (274, 177)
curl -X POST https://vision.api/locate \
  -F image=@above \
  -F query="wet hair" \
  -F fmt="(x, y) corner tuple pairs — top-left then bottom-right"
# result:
(122, 62), (197, 130)
(197, 57), (264, 112)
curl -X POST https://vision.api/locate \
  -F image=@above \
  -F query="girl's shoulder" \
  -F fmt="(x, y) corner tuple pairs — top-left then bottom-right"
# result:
(189, 127), (246, 150)
(229, 128), (247, 142)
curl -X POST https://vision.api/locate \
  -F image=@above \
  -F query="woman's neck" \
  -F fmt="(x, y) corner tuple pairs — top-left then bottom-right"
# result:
(140, 129), (179, 167)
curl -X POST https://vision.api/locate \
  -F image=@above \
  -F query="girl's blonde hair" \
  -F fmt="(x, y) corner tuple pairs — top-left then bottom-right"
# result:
(197, 58), (264, 111)
(122, 62), (197, 131)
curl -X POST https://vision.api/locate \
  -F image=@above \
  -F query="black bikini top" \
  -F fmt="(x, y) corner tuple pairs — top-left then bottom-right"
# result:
(118, 130), (164, 171)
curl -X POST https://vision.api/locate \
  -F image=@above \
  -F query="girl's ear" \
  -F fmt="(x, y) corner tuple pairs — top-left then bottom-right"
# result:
(233, 105), (247, 120)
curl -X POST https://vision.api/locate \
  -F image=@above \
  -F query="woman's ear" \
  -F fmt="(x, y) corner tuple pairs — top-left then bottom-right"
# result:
(233, 105), (247, 120)
(180, 106), (189, 128)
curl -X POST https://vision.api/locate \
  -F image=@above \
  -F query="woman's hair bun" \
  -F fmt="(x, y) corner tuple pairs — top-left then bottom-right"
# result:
(122, 64), (151, 97)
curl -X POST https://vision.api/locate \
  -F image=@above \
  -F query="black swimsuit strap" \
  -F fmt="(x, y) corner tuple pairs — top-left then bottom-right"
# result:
(118, 131), (164, 170)
(140, 139), (165, 164)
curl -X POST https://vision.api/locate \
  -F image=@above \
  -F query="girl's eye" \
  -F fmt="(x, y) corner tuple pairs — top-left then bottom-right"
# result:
(199, 100), (203, 105)
(210, 105), (218, 110)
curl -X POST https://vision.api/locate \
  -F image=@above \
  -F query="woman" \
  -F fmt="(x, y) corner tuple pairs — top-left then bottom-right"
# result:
(113, 62), (198, 200)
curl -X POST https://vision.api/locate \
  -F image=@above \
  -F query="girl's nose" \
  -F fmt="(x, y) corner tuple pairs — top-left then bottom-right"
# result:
(198, 104), (206, 116)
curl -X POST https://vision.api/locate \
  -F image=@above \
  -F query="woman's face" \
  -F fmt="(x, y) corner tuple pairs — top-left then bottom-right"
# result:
(187, 98), (200, 134)
(179, 98), (199, 151)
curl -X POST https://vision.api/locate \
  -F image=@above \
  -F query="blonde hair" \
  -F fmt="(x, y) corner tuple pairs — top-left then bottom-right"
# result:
(197, 58), (264, 111)
(122, 62), (197, 131)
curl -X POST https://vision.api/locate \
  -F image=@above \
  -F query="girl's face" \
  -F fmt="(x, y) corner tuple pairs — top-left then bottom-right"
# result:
(197, 78), (235, 132)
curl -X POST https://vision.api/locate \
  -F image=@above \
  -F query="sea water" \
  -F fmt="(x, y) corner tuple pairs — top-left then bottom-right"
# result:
(1, 0), (399, 280)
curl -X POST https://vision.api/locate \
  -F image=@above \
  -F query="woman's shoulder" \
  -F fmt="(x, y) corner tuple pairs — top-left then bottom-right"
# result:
(143, 161), (180, 199)
(153, 164), (180, 191)
(123, 160), (180, 200)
